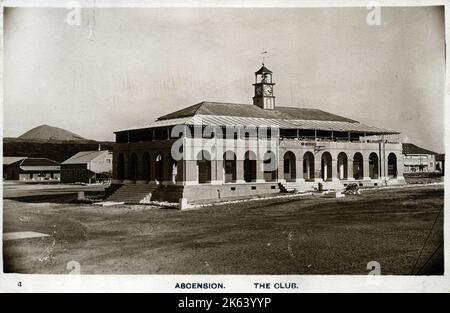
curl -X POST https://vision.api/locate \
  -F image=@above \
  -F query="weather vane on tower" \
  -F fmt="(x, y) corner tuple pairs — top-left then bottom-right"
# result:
(261, 49), (268, 65)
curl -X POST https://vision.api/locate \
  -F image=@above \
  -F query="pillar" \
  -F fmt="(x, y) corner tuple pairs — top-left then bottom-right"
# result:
(215, 159), (224, 184)
(347, 159), (355, 181)
(236, 160), (245, 184)
(256, 159), (265, 183)
(136, 153), (146, 184)
(278, 157), (285, 182)
(314, 157), (323, 182)
(331, 158), (339, 181)
(295, 158), (304, 182)
(184, 160), (198, 185)
(363, 158), (371, 180)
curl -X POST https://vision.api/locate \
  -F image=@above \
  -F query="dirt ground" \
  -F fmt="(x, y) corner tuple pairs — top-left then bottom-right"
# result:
(2, 184), (444, 275)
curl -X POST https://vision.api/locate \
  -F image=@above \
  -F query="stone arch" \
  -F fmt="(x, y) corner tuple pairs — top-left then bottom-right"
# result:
(197, 150), (211, 184)
(337, 152), (348, 180)
(303, 151), (315, 181)
(388, 153), (398, 178)
(369, 152), (379, 179)
(263, 151), (277, 182)
(223, 151), (237, 183)
(117, 153), (125, 181)
(353, 152), (364, 180)
(155, 152), (164, 183)
(321, 152), (333, 181)
(283, 151), (296, 182)
(142, 152), (151, 181)
(244, 150), (257, 183)
(128, 153), (138, 181)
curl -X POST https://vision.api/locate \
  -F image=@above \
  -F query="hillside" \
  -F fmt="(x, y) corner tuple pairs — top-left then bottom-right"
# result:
(3, 140), (114, 163)
(18, 125), (86, 142)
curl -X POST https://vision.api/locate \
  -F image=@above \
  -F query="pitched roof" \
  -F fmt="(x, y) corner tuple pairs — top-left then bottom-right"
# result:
(16, 158), (60, 172)
(157, 102), (357, 123)
(62, 150), (111, 165)
(3, 156), (27, 165)
(20, 158), (60, 166)
(255, 65), (273, 74)
(402, 143), (437, 155)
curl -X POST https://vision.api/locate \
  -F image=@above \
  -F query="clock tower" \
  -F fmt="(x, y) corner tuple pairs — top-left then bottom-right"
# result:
(253, 64), (275, 110)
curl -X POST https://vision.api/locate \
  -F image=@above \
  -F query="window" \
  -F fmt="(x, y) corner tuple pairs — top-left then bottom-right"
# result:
(106, 158), (111, 164)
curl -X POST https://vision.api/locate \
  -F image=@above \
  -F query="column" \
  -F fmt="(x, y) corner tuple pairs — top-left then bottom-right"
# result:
(278, 156), (285, 182)
(162, 153), (172, 184)
(295, 157), (304, 182)
(363, 158), (371, 180)
(347, 158), (355, 180)
(236, 160), (245, 184)
(331, 158), (339, 181)
(149, 154), (156, 184)
(215, 159), (224, 184)
(314, 157), (323, 182)
(256, 160), (265, 183)
(136, 153), (146, 184)
(184, 160), (198, 185)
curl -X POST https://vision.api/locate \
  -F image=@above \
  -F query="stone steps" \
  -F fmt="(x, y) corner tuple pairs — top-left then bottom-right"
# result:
(106, 184), (159, 204)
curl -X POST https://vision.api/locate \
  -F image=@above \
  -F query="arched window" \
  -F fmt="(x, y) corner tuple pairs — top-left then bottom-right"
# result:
(303, 152), (315, 181)
(223, 151), (237, 183)
(283, 151), (296, 182)
(197, 150), (211, 184)
(369, 152), (379, 179)
(388, 153), (398, 178)
(353, 152), (364, 180)
(244, 151), (257, 183)
(263, 151), (277, 182)
(337, 152), (348, 180)
(117, 153), (125, 181)
(155, 153), (164, 183)
(128, 153), (138, 181)
(142, 152), (150, 181)
(321, 152), (332, 181)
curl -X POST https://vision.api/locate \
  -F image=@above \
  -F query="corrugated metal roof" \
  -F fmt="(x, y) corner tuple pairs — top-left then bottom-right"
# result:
(20, 166), (60, 172)
(62, 150), (111, 165)
(402, 143), (437, 155)
(120, 114), (398, 134)
(157, 102), (357, 123)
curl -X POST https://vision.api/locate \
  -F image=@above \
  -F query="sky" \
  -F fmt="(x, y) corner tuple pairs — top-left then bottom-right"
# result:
(3, 6), (446, 152)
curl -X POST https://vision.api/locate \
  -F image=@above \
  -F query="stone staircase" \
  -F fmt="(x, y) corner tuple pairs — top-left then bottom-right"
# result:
(106, 184), (159, 204)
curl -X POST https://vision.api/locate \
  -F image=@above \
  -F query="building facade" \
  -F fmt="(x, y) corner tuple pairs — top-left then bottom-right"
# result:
(61, 150), (113, 183)
(3, 157), (60, 181)
(402, 143), (438, 173)
(110, 65), (405, 204)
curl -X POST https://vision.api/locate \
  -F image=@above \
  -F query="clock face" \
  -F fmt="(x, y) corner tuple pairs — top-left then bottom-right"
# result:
(255, 86), (263, 96)
(264, 85), (273, 96)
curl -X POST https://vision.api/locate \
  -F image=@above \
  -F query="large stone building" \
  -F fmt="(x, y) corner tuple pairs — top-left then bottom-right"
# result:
(109, 64), (405, 204)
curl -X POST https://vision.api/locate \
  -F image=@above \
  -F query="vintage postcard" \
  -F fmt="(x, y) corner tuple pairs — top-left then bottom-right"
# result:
(0, 0), (448, 295)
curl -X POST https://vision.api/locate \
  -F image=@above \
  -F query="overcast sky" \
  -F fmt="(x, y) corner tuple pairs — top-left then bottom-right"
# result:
(3, 6), (445, 152)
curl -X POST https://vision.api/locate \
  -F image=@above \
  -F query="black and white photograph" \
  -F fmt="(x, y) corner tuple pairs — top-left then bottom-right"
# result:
(0, 0), (448, 294)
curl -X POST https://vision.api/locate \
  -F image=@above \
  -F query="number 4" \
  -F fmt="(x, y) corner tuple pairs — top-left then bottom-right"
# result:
(18, 281), (22, 287)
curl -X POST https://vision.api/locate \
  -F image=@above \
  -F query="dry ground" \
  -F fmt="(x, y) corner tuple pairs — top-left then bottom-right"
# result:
(2, 185), (444, 275)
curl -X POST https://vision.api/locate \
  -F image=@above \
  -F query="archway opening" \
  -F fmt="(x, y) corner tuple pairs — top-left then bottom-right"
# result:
(303, 152), (315, 181)
(155, 153), (164, 183)
(142, 152), (150, 181)
(369, 152), (379, 179)
(337, 152), (348, 180)
(244, 151), (257, 183)
(117, 153), (125, 181)
(128, 153), (138, 181)
(353, 152), (364, 180)
(283, 151), (296, 182)
(263, 151), (277, 182)
(197, 150), (211, 184)
(388, 153), (398, 178)
(321, 152), (333, 181)
(223, 151), (237, 183)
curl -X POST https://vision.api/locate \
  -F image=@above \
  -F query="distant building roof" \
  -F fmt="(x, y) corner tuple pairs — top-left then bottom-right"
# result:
(3, 156), (27, 165)
(255, 64), (273, 75)
(402, 143), (437, 155)
(13, 158), (61, 172)
(62, 150), (111, 165)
